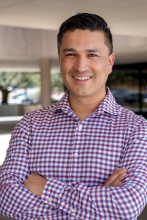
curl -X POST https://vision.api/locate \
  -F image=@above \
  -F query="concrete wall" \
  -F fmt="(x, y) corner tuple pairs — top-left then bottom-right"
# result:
(0, 215), (12, 220)
(0, 104), (23, 116)
(0, 104), (41, 116)
(0, 26), (58, 59)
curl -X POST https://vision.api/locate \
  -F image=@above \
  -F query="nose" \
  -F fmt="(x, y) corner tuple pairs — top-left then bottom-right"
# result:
(74, 56), (88, 73)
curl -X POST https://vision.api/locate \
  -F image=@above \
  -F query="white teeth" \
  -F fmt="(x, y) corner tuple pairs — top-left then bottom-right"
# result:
(73, 76), (91, 80)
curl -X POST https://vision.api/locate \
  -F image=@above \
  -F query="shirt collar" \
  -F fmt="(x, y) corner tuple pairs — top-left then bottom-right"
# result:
(54, 87), (120, 116)
(94, 87), (120, 116)
(54, 90), (74, 115)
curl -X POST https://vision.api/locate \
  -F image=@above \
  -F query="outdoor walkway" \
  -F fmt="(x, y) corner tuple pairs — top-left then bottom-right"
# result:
(0, 116), (23, 166)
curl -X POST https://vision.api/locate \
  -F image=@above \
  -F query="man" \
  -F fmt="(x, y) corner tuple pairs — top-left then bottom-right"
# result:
(0, 13), (147, 220)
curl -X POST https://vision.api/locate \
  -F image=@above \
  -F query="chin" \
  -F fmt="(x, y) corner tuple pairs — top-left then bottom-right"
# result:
(69, 87), (94, 98)
(73, 91), (92, 98)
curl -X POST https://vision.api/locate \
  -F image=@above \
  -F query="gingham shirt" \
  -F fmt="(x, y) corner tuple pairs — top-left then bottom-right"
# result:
(0, 88), (147, 220)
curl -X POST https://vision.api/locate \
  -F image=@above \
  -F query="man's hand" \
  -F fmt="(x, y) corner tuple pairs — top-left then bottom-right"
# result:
(103, 168), (127, 187)
(24, 173), (47, 197)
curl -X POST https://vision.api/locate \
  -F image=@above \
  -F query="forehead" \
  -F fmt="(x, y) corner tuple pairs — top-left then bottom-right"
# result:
(63, 29), (104, 42)
(60, 29), (108, 52)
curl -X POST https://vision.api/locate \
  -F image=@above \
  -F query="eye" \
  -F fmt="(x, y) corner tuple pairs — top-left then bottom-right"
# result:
(66, 53), (75, 57)
(88, 54), (97, 57)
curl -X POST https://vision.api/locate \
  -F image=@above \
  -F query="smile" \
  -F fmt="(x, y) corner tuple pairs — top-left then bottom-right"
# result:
(72, 76), (92, 80)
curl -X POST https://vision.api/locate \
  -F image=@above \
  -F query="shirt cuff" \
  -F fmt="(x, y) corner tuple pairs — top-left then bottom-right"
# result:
(41, 178), (68, 207)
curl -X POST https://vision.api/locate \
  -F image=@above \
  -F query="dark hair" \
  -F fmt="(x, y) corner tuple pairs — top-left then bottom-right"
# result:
(57, 13), (113, 55)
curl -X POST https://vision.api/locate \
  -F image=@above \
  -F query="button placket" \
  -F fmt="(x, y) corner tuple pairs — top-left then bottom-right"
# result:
(70, 123), (80, 179)
(71, 208), (75, 213)
(48, 197), (53, 202)
(79, 124), (82, 131)
(74, 152), (78, 157)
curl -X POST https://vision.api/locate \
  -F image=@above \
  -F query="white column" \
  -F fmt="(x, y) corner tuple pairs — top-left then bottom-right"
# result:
(40, 59), (51, 107)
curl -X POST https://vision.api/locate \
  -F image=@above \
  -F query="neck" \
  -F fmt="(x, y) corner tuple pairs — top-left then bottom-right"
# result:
(69, 91), (106, 121)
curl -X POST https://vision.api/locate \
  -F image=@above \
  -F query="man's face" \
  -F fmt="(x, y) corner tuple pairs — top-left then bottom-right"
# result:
(59, 29), (115, 100)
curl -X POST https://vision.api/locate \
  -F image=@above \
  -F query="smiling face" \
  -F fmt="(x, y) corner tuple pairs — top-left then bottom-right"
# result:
(59, 29), (115, 102)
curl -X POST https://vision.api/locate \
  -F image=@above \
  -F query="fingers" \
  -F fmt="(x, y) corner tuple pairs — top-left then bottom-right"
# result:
(103, 168), (127, 187)
(110, 171), (127, 187)
(24, 173), (47, 197)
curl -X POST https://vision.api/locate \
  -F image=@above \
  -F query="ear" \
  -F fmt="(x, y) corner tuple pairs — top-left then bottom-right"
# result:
(58, 53), (61, 63)
(58, 53), (61, 71)
(108, 53), (115, 75)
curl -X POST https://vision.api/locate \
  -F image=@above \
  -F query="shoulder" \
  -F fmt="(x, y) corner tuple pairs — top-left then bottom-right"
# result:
(117, 104), (147, 131)
(13, 103), (58, 134)
(27, 103), (57, 120)
(25, 103), (57, 122)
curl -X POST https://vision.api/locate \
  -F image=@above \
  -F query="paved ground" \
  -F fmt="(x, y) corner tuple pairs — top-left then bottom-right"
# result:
(0, 116), (147, 220)
(0, 116), (23, 165)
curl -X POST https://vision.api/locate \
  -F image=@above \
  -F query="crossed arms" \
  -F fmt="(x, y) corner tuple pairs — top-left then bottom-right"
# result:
(24, 168), (127, 197)
(0, 116), (147, 220)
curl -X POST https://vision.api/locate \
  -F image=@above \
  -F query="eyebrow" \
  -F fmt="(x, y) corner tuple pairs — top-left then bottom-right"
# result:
(63, 48), (76, 54)
(86, 49), (101, 54)
(63, 48), (101, 54)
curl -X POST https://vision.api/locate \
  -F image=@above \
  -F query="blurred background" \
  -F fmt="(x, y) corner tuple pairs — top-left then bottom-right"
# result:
(0, 0), (147, 219)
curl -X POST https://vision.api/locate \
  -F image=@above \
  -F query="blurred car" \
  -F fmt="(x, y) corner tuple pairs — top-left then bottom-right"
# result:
(124, 93), (138, 103)
(142, 94), (147, 103)
(124, 93), (147, 103)
(111, 89), (127, 100)
(8, 93), (34, 105)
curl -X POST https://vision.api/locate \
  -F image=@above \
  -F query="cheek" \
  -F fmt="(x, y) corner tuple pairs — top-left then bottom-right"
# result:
(60, 71), (69, 86)
(60, 71), (65, 82)
(61, 62), (74, 76)
(62, 57), (75, 68)
(60, 60), (68, 70)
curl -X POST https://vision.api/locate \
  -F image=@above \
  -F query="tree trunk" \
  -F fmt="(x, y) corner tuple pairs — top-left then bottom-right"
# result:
(1, 89), (9, 104)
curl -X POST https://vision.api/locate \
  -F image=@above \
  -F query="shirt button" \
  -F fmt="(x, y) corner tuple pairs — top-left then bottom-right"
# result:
(49, 197), (53, 202)
(74, 153), (78, 157)
(71, 208), (75, 212)
(79, 124), (82, 131)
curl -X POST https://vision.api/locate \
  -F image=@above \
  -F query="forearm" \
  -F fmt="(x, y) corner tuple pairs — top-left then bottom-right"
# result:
(90, 181), (147, 219)
(0, 116), (58, 219)
(0, 166), (58, 219)
(24, 168), (127, 219)
(41, 175), (147, 220)
(41, 128), (147, 220)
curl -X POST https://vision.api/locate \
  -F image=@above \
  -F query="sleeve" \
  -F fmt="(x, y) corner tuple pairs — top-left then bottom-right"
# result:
(41, 117), (147, 220)
(0, 114), (58, 220)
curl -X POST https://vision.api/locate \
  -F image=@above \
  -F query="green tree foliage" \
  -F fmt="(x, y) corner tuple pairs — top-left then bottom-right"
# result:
(107, 71), (139, 88)
(51, 71), (64, 92)
(0, 72), (40, 104)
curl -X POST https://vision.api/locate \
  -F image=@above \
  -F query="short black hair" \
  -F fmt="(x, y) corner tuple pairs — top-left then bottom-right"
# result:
(57, 13), (113, 55)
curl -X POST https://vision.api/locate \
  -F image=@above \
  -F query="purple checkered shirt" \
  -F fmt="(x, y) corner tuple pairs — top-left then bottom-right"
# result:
(0, 87), (147, 220)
